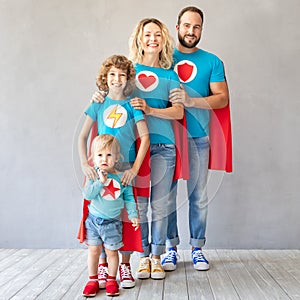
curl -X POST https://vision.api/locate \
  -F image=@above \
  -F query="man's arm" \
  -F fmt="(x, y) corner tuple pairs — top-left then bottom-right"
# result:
(169, 81), (229, 109)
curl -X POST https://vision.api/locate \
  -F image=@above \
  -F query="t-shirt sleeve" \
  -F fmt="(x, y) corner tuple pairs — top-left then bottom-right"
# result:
(85, 102), (98, 121)
(210, 57), (225, 83)
(169, 70), (181, 90)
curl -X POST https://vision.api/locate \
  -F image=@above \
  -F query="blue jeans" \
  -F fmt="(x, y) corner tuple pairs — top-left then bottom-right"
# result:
(138, 144), (176, 257)
(167, 137), (209, 248)
(85, 213), (123, 250)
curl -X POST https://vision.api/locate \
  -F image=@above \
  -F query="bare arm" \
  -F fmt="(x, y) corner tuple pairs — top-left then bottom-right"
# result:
(130, 97), (184, 120)
(121, 120), (150, 185)
(78, 116), (98, 181)
(169, 81), (229, 109)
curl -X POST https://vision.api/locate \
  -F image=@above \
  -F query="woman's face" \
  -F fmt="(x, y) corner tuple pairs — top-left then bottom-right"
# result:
(141, 22), (163, 55)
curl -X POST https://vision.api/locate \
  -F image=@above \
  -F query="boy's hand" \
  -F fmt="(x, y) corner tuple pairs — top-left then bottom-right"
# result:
(121, 168), (137, 186)
(82, 163), (98, 181)
(131, 218), (140, 231)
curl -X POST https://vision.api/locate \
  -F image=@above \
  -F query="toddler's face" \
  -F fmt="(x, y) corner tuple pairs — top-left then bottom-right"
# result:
(93, 147), (117, 173)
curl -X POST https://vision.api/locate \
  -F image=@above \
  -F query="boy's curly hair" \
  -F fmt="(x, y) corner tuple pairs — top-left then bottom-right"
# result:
(96, 55), (136, 96)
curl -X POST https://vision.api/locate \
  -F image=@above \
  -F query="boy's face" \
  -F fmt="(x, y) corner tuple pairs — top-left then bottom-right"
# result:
(107, 66), (127, 92)
(93, 146), (118, 173)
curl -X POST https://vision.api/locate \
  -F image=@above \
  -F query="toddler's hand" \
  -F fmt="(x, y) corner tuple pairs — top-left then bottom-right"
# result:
(131, 218), (140, 231)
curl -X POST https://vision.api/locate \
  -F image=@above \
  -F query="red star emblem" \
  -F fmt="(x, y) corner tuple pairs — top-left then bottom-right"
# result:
(102, 179), (120, 199)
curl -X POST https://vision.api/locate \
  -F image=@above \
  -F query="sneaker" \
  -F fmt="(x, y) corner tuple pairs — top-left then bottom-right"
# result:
(151, 258), (165, 279)
(192, 248), (210, 271)
(106, 279), (119, 296)
(136, 257), (151, 279)
(162, 247), (179, 271)
(82, 280), (99, 297)
(98, 263), (108, 289)
(119, 263), (135, 288)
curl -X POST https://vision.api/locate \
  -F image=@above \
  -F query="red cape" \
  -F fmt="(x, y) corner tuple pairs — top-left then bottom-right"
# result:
(209, 101), (233, 173)
(77, 122), (144, 252)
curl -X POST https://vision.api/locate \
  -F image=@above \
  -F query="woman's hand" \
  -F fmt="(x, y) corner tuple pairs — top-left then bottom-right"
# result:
(91, 91), (106, 103)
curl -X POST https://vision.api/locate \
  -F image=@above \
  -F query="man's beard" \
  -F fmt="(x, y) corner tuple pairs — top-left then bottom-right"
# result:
(178, 32), (200, 48)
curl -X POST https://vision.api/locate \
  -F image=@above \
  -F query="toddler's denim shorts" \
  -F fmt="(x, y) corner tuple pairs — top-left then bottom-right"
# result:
(85, 213), (123, 250)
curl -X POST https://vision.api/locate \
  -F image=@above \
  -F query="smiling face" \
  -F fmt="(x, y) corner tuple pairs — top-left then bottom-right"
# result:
(106, 66), (127, 94)
(141, 22), (163, 55)
(177, 11), (203, 49)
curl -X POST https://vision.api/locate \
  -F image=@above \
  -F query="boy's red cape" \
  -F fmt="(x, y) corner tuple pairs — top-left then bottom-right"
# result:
(77, 103), (232, 250)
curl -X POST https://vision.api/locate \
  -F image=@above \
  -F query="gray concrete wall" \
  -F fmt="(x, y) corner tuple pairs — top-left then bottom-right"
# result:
(0, 0), (299, 249)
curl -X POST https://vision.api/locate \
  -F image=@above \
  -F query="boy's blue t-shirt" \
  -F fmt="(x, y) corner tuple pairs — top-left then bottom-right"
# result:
(133, 63), (181, 144)
(85, 96), (144, 162)
(173, 48), (225, 138)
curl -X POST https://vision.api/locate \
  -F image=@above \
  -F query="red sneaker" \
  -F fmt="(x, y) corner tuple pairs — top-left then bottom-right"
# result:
(98, 263), (108, 289)
(82, 280), (99, 297)
(119, 263), (135, 288)
(106, 279), (120, 296)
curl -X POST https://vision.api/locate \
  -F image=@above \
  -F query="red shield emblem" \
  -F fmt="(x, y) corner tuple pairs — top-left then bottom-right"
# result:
(177, 62), (194, 82)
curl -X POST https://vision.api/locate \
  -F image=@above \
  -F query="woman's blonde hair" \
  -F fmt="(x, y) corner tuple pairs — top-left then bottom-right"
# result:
(96, 55), (136, 96)
(128, 18), (175, 69)
(91, 134), (121, 162)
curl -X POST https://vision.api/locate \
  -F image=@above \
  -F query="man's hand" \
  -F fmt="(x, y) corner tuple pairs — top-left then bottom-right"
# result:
(169, 85), (193, 107)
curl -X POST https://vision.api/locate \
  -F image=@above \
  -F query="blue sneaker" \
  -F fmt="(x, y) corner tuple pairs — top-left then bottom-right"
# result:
(192, 248), (210, 271)
(162, 247), (179, 271)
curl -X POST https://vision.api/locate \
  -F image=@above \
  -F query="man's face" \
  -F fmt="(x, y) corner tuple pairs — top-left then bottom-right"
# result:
(177, 11), (203, 48)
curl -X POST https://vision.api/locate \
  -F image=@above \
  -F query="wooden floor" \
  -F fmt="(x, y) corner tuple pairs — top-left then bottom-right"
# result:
(0, 249), (299, 300)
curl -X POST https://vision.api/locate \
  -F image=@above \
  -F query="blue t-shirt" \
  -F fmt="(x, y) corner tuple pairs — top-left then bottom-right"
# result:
(133, 63), (180, 144)
(83, 173), (138, 220)
(85, 96), (144, 162)
(173, 48), (225, 138)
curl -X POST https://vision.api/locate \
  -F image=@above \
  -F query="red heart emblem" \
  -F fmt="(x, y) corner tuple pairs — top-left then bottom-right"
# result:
(138, 74), (156, 89)
(177, 62), (194, 82)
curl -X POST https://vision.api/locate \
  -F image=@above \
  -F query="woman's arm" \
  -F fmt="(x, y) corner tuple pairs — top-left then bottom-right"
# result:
(130, 97), (184, 120)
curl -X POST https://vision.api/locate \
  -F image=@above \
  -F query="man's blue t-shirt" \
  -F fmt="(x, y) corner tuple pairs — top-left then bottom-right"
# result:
(173, 48), (225, 138)
(85, 96), (144, 162)
(133, 63), (181, 144)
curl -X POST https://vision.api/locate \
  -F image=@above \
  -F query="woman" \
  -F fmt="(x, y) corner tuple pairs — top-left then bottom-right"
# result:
(128, 18), (183, 280)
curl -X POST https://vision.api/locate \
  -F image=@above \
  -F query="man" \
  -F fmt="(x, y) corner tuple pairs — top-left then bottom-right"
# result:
(162, 6), (230, 271)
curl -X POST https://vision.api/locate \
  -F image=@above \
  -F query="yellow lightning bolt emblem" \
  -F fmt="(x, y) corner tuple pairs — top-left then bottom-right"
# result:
(107, 105), (122, 128)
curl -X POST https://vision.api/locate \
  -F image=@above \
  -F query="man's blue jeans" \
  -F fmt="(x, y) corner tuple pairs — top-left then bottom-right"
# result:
(167, 136), (209, 248)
